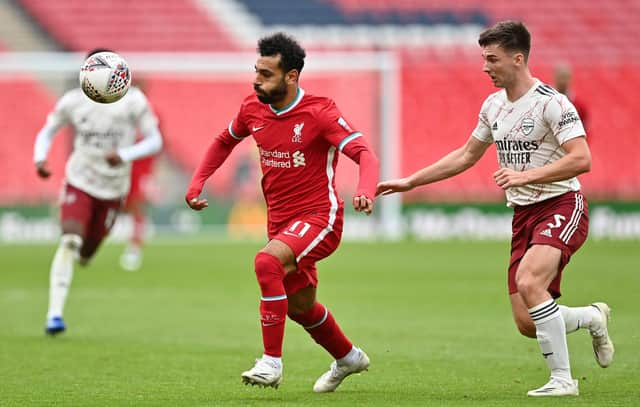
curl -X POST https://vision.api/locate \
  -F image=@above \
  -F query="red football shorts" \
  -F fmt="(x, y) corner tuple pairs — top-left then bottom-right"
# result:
(271, 209), (344, 295)
(509, 191), (589, 298)
(59, 183), (122, 259)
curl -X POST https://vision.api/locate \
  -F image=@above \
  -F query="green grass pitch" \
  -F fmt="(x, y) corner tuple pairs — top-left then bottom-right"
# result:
(1, 239), (638, 406)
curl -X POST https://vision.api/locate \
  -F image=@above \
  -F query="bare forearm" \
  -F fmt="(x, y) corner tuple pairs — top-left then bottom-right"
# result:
(376, 137), (489, 196)
(407, 147), (474, 188)
(524, 153), (591, 184)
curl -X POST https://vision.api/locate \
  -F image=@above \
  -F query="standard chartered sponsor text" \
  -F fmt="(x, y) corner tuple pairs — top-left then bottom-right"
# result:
(260, 148), (294, 168)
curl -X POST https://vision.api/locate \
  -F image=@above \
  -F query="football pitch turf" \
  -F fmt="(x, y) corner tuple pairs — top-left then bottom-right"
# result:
(1, 239), (638, 406)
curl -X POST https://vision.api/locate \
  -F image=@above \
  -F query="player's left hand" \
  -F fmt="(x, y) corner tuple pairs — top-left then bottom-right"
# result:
(493, 168), (530, 189)
(105, 151), (123, 166)
(353, 195), (373, 216)
(186, 196), (209, 211)
(35, 161), (51, 178)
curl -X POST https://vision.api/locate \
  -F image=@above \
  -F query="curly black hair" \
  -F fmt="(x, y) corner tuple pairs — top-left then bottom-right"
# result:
(258, 32), (306, 74)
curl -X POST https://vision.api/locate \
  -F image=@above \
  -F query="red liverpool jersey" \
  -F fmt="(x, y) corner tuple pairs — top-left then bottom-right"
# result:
(229, 88), (362, 230)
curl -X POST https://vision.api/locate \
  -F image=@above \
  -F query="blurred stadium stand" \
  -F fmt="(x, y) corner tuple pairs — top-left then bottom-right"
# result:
(1, 0), (639, 207)
(17, 0), (239, 51)
(0, 75), (68, 204)
(0, 0), (58, 51)
(236, 0), (488, 26)
(0, 36), (68, 204)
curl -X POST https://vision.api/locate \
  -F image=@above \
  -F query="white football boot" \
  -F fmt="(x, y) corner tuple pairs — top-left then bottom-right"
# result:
(241, 357), (282, 389)
(313, 348), (369, 393)
(119, 245), (142, 272)
(590, 302), (615, 368)
(527, 377), (579, 397)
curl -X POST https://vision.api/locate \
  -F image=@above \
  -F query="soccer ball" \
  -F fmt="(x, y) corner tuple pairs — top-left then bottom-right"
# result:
(79, 51), (131, 103)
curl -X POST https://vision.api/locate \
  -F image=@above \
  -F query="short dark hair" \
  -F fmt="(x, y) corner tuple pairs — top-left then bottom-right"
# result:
(478, 21), (531, 61)
(258, 32), (306, 74)
(86, 48), (114, 58)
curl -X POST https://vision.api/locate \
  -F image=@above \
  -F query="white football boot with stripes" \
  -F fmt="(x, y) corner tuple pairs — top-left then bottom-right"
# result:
(241, 357), (282, 389)
(527, 377), (579, 397)
(313, 347), (369, 393)
(589, 302), (615, 368)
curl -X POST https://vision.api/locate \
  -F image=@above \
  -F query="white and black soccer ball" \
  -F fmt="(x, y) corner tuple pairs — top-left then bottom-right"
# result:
(79, 51), (131, 103)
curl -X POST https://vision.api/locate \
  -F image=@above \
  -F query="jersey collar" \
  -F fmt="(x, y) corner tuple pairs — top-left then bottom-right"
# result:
(505, 78), (540, 106)
(269, 87), (305, 116)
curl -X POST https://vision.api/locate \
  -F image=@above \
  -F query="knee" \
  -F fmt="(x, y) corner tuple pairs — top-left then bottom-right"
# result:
(60, 234), (83, 264)
(61, 234), (83, 251)
(514, 269), (541, 299)
(254, 252), (285, 288)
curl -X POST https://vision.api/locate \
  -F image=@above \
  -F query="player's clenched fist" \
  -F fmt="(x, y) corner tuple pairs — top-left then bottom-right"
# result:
(105, 151), (124, 167)
(493, 168), (530, 189)
(352, 195), (373, 216)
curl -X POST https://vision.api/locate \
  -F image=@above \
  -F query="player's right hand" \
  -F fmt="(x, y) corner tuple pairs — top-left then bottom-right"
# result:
(186, 196), (208, 211)
(35, 161), (51, 179)
(376, 178), (413, 196)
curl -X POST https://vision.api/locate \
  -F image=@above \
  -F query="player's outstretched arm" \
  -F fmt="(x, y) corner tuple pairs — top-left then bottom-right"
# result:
(340, 136), (380, 216)
(493, 136), (590, 189)
(375, 177), (412, 196)
(185, 131), (242, 211)
(377, 136), (491, 196)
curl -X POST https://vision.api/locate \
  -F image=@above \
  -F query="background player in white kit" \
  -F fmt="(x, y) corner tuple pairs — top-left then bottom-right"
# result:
(33, 49), (163, 335)
(377, 21), (614, 397)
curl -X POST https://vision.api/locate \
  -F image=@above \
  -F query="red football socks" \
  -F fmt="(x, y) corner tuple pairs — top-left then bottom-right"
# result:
(254, 252), (288, 357)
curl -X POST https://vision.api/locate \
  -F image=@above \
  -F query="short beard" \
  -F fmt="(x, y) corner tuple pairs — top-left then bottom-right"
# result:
(255, 81), (288, 105)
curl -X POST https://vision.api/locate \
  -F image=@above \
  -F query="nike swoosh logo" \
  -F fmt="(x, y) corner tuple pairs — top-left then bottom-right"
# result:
(252, 126), (265, 132)
(262, 322), (279, 327)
